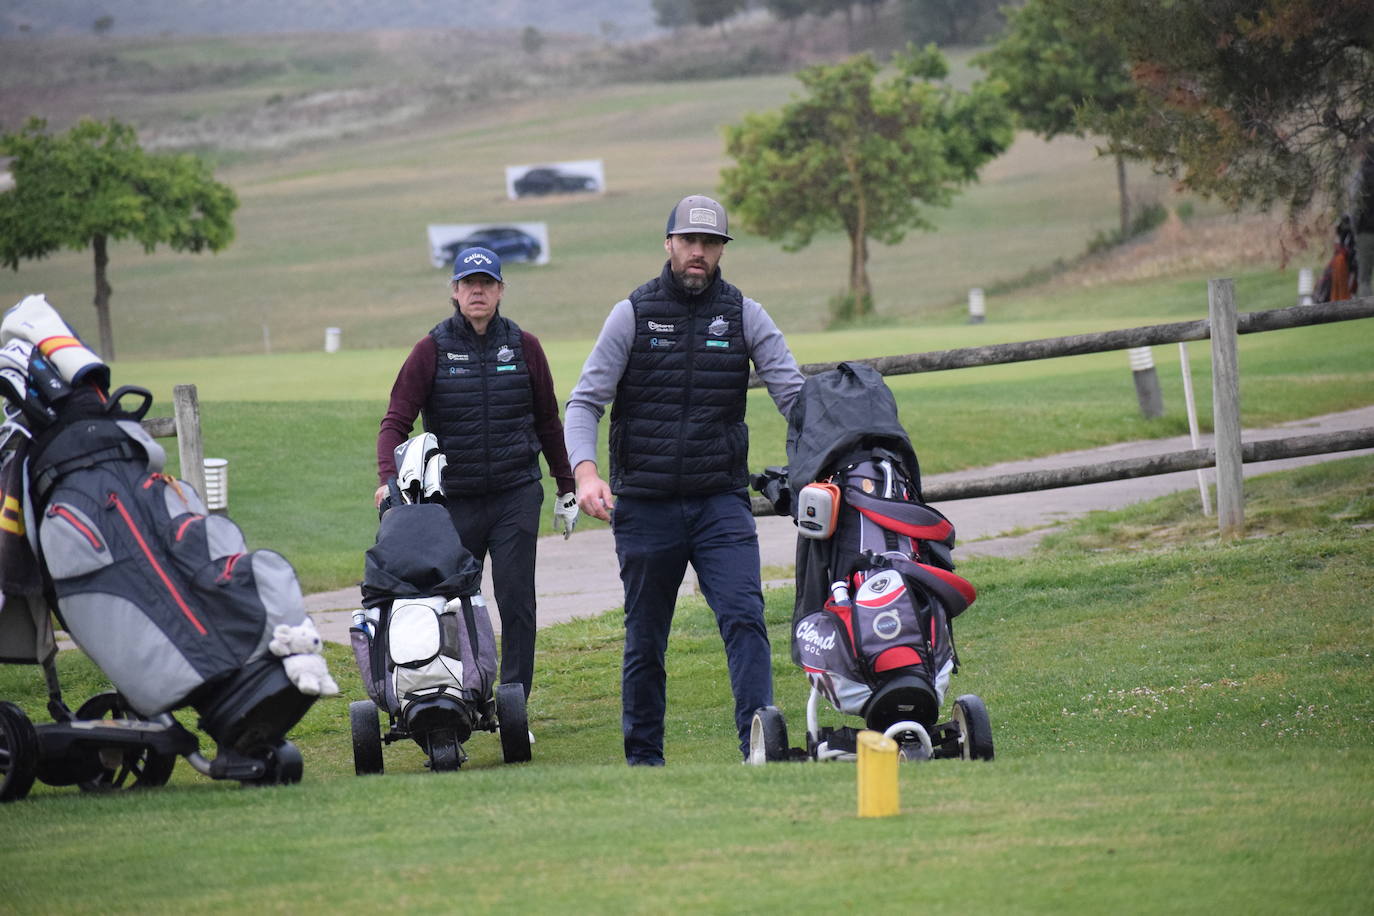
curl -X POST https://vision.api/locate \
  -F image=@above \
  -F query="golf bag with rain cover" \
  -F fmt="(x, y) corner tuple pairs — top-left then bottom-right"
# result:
(349, 434), (531, 773)
(0, 295), (334, 802)
(749, 362), (992, 763)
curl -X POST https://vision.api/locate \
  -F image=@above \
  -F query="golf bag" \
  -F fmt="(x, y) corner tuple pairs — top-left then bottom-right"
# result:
(767, 362), (976, 732)
(349, 433), (527, 772)
(355, 498), (497, 740)
(0, 296), (329, 796)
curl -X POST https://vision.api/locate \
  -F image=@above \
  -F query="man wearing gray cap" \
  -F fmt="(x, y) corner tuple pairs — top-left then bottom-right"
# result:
(565, 196), (804, 765)
(376, 246), (577, 705)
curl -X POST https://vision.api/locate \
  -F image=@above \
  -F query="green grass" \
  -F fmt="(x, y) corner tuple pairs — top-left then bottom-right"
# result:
(116, 309), (1371, 593)
(2, 457), (1371, 913)
(0, 54), (1197, 359)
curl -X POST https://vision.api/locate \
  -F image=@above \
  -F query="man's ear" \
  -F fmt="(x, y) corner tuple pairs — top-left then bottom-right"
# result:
(663, 236), (672, 257)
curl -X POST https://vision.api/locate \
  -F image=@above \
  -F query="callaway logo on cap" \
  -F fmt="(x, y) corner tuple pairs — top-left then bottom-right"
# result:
(451, 246), (504, 282)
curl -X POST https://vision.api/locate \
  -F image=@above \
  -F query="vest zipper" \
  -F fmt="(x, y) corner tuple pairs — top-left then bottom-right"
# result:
(678, 310), (696, 484)
(107, 491), (208, 636)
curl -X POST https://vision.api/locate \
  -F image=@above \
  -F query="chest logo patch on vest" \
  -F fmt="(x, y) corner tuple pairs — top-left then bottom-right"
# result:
(708, 315), (729, 336)
(496, 365), (517, 372)
(447, 352), (469, 362)
(705, 340), (729, 348)
(649, 337), (676, 350)
(647, 320), (676, 333)
(496, 346), (514, 363)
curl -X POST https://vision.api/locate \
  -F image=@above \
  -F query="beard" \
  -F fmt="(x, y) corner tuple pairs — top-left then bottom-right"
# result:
(674, 266), (711, 294)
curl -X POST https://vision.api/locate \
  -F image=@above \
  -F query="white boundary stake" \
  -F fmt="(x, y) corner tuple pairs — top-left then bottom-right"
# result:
(1177, 341), (1213, 516)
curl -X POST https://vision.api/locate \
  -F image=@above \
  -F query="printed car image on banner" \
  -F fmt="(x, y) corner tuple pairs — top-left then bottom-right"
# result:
(427, 222), (550, 268)
(504, 160), (604, 200)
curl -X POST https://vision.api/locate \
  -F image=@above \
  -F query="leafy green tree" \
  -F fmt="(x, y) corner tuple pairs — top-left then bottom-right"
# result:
(1070, 0), (1374, 219)
(0, 118), (237, 360)
(720, 45), (1013, 319)
(975, 0), (1138, 235)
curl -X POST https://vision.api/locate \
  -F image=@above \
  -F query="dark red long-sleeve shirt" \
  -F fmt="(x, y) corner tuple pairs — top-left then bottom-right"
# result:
(377, 329), (575, 495)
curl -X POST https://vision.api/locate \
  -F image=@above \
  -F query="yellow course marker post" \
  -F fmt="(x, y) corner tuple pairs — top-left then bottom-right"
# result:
(856, 729), (900, 818)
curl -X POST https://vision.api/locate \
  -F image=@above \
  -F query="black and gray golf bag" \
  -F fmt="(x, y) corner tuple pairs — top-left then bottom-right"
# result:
(749, 362), (992, 763)
(349, 434), (530, 773)
(0, 295), (333, 802)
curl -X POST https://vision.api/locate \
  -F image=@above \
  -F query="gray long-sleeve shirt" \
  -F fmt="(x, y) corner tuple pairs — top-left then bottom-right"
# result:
(564, 291), (804, 471)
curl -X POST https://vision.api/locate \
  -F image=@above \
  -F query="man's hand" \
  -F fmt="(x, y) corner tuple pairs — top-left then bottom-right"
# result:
(553, 491), (579, 539)
(574, 460), (615, 522)
(374, 484), (388, 508)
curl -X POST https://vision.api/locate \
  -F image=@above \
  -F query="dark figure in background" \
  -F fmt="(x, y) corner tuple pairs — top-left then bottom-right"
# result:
(1348, 139), (1374, 294)
(376, 247), (577, 708)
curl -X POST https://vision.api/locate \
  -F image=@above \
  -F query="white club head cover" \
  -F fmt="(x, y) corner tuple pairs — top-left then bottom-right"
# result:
(2, 294), (109, 389)
(394, 432), (440, 504)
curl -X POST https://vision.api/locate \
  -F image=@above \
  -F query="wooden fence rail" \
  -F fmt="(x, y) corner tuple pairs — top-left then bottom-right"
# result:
(749, 294), (1374, 526)
(749, 297), (1374, 387)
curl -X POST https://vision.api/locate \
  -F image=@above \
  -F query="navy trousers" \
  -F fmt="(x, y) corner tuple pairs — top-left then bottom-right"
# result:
(613, 489), (772, 763)
(445, 479), (544, 698)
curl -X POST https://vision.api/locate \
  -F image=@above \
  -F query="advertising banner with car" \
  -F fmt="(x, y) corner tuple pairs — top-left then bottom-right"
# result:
(427, 223), (550, 268)
(504, 159), (604, 200)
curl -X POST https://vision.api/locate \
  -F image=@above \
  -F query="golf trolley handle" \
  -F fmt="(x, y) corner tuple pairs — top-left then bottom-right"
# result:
(104, 385), (153, 420)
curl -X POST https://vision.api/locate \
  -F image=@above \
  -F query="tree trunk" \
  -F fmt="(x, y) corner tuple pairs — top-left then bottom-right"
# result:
(1116, 153), (1132, 238)
(91, 233), (115, 361)
(844, 150), (873, 318)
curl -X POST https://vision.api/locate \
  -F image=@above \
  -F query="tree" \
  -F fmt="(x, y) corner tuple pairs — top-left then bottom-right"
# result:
(902, 0), (1006, 48)
(0, 118), (237, 360)
(975, 0), (1139, 236)
(720, 45), (1014, 320)
(654, 0), (746, 34)
(1063, 0), (1374, 219)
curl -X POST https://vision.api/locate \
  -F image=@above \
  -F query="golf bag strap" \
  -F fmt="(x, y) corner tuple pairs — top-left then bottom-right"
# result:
(31, 440), (142, 506)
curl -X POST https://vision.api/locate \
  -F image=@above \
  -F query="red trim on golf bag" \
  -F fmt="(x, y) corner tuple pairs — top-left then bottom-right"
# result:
(873, 645), (922, 673)
(47, 504), (102, 550)
(107, 490), (208, 636)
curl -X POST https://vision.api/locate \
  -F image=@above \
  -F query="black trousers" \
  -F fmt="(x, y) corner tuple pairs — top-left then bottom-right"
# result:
(445, 479), (543, 698)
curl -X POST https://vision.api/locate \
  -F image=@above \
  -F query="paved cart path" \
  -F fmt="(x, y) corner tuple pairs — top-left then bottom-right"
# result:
(305, 406), (1374, 645)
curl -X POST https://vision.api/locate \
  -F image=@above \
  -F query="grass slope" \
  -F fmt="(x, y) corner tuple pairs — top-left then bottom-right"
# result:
(0, 52), (1207, 359)
(1, 457), (1371, 912)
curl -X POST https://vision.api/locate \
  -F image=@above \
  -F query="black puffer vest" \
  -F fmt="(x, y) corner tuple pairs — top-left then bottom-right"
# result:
(610, 264), (750, 497)
(424, 312), (539, 497)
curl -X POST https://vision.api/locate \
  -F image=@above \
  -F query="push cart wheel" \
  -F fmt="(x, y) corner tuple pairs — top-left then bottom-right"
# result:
(74, 692), (176, 792)
(243, 740), (304, 786)
(952, 695), (994, 761)
(0, 701), (39, 803)
(426, 729), (463, 772)
(747, 706), (789, 765)
(349, 700), (384, 776)
(495, 683), (531, 764)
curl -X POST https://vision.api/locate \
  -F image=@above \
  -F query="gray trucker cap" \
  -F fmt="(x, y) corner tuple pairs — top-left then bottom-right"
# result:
(665, 195), (733, 240)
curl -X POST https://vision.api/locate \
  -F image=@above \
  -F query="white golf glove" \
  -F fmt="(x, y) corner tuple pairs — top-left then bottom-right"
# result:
(553, 491), (579, 539)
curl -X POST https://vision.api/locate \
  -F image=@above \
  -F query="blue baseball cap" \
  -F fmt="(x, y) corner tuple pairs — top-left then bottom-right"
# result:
(451, 246), (503, 282)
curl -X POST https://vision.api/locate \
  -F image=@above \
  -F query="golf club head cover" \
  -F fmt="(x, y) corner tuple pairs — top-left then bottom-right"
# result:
(0, 339), (58, 426)
(2, 294), (110, 391)
(394, 432), (441, 504)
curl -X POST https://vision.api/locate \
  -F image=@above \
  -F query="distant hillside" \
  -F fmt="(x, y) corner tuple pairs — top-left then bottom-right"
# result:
(0, 0), (660, 40)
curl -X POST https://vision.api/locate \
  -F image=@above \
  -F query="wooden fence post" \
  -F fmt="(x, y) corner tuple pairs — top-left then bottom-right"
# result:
(172, 384), (206, 500)
(1208, 279), (1244, 537)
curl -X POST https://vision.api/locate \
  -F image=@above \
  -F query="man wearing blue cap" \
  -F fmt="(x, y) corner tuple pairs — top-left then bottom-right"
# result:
(376, 246), (577, 704)
(565, 196), (804, 765)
